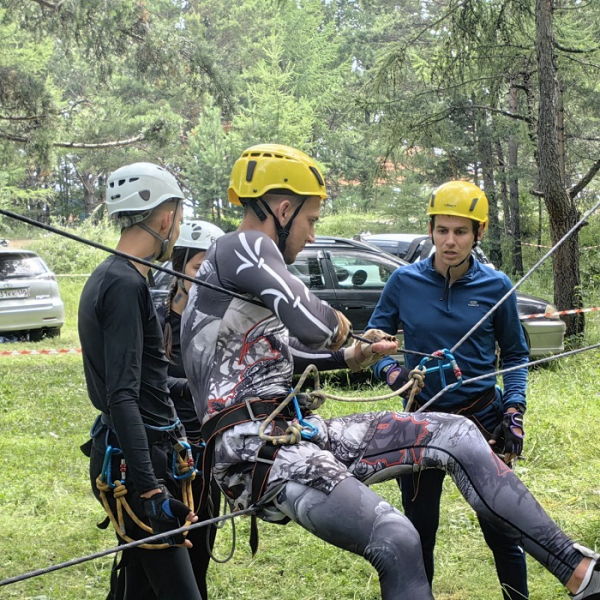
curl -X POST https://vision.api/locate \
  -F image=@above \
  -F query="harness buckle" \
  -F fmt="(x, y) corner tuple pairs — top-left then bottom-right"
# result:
(245, 398), (261, 421)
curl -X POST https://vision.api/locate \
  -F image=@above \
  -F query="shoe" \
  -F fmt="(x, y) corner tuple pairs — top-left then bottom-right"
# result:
(570, 544), (600, 599)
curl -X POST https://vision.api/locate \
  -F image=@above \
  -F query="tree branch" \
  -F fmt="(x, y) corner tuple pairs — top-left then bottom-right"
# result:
(30, 0), (65, 10)
(466, 105), (533, 123)
(0, 131), (145, 149)
(554, 41), (600, 54)
(569, 158), (600, 198)
(565, 134), (600, 142)
(0, 114), (45, 121)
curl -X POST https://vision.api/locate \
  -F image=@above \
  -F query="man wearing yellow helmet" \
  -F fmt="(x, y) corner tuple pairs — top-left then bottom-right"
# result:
(181, 154), (600, 600)
(369, 180), (530, 599)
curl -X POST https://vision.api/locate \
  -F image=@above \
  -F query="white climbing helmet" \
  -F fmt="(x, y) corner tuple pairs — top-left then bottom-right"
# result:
(105, 162), (184, 217)
(174, 220), (225, 251)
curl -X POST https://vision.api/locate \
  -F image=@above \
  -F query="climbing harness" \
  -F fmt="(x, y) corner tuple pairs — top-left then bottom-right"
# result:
(91, 417), (197, 551)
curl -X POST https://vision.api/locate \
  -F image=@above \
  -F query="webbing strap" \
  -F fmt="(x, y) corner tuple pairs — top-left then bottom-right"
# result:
(249, 443), (281, 555)
(197, 399), (296, 539)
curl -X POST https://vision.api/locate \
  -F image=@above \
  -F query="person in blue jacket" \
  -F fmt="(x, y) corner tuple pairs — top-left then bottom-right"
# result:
(369, 180), (530, 600)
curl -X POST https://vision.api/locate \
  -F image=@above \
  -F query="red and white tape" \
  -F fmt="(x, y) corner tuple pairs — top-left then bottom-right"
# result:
(520, 306), (600, 320)
(0, 347), (81, 357)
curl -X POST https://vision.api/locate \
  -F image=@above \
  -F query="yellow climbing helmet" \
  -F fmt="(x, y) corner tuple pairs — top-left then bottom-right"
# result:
(427, 180), (489, 228)
(228, 143), (327, 205)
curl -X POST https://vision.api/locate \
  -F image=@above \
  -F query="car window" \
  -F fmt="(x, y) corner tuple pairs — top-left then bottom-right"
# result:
(287, 255), (325, 290)
(0, 254), (48, 279)
(330, 252), (397, 289)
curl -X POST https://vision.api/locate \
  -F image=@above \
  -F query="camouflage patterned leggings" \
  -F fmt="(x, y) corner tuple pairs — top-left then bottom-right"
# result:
(269, 411), (583, 599)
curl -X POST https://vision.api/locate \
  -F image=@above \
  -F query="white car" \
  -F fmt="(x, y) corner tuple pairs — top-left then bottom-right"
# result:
(0, 249), (64, 341)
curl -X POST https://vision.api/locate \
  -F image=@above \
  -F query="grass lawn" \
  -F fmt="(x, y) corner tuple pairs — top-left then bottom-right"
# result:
(1, 279), (599, 599)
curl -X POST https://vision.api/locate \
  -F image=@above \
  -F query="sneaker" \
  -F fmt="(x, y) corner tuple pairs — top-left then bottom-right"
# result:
(570, 545), (600, 600)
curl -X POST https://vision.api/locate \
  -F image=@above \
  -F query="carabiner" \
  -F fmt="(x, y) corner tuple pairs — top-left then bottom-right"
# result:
(418, 348), (463, 392)
(292, 395), (319, 440)
(172, 440), (198, 481)
(100, 445), (125, 490)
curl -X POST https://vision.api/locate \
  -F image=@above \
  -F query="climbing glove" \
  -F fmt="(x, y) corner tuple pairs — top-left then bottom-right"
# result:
(382, 362), (425, 399)
(141, 486), (190, 546)
(344, 329), (398, 372)
(490, 411), (525, 461)
(329, 309), (353, 351)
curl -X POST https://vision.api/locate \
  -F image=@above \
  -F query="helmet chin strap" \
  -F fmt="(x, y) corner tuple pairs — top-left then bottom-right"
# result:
(248, 197), (307, 253)
(136, 200), (181, 262)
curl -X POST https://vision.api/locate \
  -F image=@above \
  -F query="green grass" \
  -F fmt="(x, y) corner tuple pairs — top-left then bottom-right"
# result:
(1, 280), (600, 599)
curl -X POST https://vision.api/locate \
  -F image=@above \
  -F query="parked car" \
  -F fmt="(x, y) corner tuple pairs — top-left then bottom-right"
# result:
(149, 236), (565, 357)
(0, 249), (65, 341)
(360, 232), (493, 265)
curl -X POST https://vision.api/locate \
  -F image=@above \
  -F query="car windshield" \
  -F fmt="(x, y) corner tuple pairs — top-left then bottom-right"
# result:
(0, 255), (47, 279)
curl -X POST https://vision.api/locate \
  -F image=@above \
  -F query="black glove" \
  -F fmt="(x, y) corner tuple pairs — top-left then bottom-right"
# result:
(491, 411), (525, 458)
(141, 486), (190, 546)
(383, 362), (411, 392)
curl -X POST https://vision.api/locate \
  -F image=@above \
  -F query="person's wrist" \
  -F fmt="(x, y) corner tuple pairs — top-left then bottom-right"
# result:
(505, 402), (526, 415)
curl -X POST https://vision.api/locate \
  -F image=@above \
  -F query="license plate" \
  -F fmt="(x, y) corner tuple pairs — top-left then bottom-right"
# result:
(0, 287), (30, 300)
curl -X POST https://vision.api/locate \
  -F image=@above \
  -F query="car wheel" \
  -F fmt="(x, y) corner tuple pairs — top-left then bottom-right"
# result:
(29, 329), (44, 342)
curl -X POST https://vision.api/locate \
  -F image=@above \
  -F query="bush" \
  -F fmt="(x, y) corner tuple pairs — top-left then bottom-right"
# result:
(317, 209), (400, 238)
(28, 217), (120, 274)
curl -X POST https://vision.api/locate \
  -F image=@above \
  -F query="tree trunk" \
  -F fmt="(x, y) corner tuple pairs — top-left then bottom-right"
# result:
(495, 140), (510, 234)
(507, 84), (524, 276)
(535, 0), (583, 337)
(480, 131), (502, 268)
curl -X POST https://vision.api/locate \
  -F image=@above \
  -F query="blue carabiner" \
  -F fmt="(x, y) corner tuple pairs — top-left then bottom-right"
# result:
(101, 445), (125, 490)
(292, 394), (318, 441)
(172, 440), (198, 481)
(418, 348), (463, 392)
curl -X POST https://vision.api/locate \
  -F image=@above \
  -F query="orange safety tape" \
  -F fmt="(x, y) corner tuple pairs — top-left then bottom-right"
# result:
(520, 306), (600, 320)
(0, 348), (81, 356)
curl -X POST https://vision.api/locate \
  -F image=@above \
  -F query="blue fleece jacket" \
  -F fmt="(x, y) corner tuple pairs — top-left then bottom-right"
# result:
(369, 255), (528, 412)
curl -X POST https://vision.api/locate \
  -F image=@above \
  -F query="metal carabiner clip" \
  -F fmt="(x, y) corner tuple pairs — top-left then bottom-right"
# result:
(292, 394), (319, 441)
(172, 440), (198, 481)
(100, 445), (125, 490)
(418, 348), (463, 392)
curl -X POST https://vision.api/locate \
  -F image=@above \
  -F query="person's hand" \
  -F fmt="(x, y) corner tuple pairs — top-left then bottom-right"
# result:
(383, 362), (426, 398)
(489, 409), (524, 464)
(329, 309), (353, 351)
(141, 486), (197, 547)
(344, 329), (399, 372)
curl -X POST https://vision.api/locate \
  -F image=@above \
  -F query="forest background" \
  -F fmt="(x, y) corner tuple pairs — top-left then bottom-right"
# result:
(2, 0), (600, 338)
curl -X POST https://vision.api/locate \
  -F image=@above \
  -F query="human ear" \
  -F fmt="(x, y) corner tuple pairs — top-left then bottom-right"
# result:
(477, 223), (485, 242)
(279, 199), (293, 225)
(160, 210), (174, 235)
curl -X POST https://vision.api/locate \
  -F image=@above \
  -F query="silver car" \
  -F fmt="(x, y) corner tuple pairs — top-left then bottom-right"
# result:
(0, 249), (65, 341)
